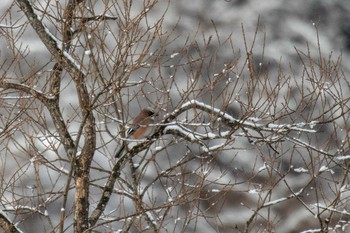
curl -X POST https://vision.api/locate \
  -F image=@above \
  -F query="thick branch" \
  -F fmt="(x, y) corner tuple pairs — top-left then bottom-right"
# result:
(0, 81), (48, 103)
(16, 0), (84, 77)
(0, 81), (75, 152)
(15, 1), (95, 232)
(72, 73), (96, 232)
(88, 158), (125, 227)
(0, 210), (21, 233)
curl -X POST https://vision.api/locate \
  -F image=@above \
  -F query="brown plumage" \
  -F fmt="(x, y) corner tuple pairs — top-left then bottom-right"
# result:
(115, 107), (156, 158)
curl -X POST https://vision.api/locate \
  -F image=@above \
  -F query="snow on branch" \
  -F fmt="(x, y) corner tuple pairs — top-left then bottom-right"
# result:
(4, 205), (48, 217)
(312, 203), (350, 216)
(0, 23), (25, 29)
(179, 100), (318, 133)
(164, 123), (219, 141)
(262, 188), (304, 207)
(16, 0), (86, 77)
(42, 25), (87, 75)
(0, 81), (51, 103)
(336, 155), (350, 161)
(0, 209), (25, 233)
(163, 123), (223, 154)
(161, 100), (318, 148)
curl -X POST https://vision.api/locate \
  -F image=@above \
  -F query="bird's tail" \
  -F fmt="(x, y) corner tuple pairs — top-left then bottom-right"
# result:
(115, 144), (125, 158)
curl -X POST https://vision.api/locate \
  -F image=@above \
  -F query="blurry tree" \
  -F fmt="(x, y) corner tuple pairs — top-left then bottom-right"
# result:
(0, 0), (350, 232)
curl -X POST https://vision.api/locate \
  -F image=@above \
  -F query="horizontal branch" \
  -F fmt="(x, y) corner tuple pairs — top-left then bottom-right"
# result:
(156, 100), (318, 151)
(0, 81), (50, 104)
(0, 80), (76, 153)
(262, 188), (304, 208)
(181, 100), (318, 133)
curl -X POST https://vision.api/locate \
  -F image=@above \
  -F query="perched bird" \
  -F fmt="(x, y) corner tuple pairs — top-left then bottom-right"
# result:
(115, 107), (157, 158)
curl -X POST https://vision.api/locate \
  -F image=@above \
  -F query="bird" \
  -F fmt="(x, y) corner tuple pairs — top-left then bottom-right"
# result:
(115, 107), (157, 158)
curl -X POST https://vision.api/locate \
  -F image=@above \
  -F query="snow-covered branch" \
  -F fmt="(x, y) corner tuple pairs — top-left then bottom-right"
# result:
(0, 209), (24, 233)
(157, 100), (319, 153)
(178, 100), (317, 134)
(0, 81), (50, 103)
(4, 205), (48, 217)
(16, 0), (86, 77)
(262, 188), (304, 207)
